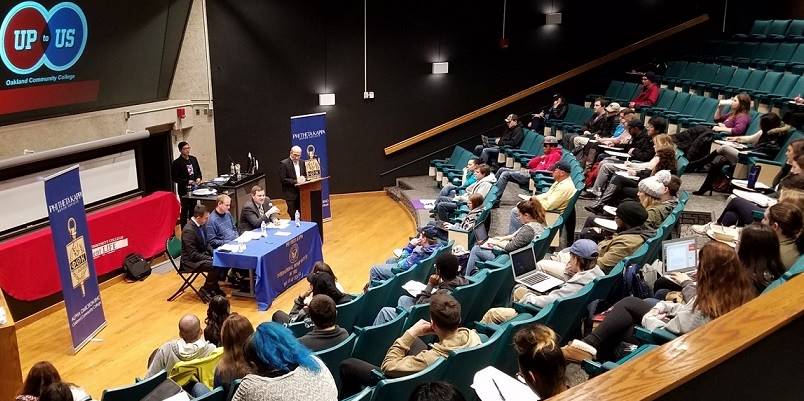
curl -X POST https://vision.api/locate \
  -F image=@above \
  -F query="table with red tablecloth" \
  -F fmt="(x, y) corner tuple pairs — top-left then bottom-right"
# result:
(0, 191), (179, 301)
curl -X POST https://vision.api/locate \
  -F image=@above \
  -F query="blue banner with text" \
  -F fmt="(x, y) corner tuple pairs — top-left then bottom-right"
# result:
(290, 112), (331, 219)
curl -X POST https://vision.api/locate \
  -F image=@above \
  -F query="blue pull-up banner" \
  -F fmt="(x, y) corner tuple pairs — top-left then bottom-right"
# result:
(290, 112), (331, 220)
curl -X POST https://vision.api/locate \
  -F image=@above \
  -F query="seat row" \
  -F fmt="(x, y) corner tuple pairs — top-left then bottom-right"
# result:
(732, 19), (804, 42)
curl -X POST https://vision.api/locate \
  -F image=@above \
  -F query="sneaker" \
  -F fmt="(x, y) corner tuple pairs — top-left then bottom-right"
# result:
(561, 340), (597, 363)
(691, 222), (712, 235)
(579, 190), (599, 200)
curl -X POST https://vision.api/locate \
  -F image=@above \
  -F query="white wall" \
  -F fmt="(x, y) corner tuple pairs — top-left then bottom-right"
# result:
(0, 0), (218, 178)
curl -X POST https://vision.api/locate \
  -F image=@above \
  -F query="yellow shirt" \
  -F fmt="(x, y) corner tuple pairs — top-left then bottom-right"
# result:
(536, 178), (577, 212)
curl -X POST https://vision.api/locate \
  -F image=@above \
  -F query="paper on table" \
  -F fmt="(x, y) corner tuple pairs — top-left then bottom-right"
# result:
(733, 189), (772, 207)
(275, 231), (292, 236)
(615, 171), (639, 180)
(402, 280), (428, 297)
(605, 150), (631, 159)
(731, 179), (770, 191)
(162, 391), (191, 401)
(218, 243), (240, 252)
(594, 218), (618, 231)
(236, 231), (263, 242)
(472, 366), (540, 401)
(603, 205), (617, 216)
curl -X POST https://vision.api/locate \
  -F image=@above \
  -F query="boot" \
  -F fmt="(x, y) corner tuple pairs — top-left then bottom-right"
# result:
(686, 151), (718, 172)
(693, 169), (719, 196)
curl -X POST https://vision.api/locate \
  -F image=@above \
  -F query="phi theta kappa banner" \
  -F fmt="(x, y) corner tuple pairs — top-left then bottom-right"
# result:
(44, 166), (106, 353)
(290, 112), (331, 220)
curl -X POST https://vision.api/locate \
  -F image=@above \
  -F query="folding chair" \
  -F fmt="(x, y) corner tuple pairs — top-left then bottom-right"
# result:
(165, 236), (208, 302)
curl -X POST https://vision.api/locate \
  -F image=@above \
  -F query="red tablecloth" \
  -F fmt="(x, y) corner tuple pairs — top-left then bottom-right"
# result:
(0, 191), (179, 301)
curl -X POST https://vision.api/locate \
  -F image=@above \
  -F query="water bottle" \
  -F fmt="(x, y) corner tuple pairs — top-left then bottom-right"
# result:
(295, 210), (301, 227)
(747, 165), (762, 189)
(230, 162), (235, 176)
(260, 221), (267, 237)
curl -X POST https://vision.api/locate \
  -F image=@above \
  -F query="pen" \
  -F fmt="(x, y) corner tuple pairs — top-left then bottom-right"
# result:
(491, 377), (505, 401)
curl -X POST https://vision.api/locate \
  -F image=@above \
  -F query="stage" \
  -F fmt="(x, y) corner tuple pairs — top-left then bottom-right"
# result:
(13, 192), (415, 397)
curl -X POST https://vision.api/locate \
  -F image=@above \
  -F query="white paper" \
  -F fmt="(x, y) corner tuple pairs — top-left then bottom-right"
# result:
(731, 179), (769, 191)
(603, 205), (617, 216)
(615, 171), (639, 180)
(472, 366), (540, 401)
(393, 248), (404, 258)
(517, 194), (532, 201)
(594, 218), (618, 231)
(419, 199), (437, 210)
(162, 391), (191, 401)
(402, 280), (428, 297)
(275, 231), (292, 236)
(218, 243), (240, 252)
(236, 231), (263, 242)
(606, 150), (631, 159)
(733, 189), (772, 207)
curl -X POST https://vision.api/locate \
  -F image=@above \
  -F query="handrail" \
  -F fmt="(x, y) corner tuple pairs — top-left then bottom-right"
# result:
(550, 274), (804, 400)
(384, 14), (710, 156)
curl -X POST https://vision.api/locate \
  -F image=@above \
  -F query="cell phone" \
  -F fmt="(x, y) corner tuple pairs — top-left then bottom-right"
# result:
(218, 249), (232, 253)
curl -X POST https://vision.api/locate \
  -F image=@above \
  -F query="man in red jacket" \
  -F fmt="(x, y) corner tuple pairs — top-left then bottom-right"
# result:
(629, 72), (659, 108)
(492, 136), (563, 198)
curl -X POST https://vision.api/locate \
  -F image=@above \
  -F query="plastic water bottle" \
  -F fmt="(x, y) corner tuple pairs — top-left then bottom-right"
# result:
(747, 165), (762, 189)
(295, 210), (301, 227)
(260, 221), (267, 237)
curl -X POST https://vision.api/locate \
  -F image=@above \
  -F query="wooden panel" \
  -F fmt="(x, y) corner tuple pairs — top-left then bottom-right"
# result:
(551, 274), (804, 401)
(0, 290), (23, 400)
(384, 14), (710, 156)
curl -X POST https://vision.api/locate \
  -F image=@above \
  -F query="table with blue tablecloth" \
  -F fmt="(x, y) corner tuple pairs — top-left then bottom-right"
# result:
(212, 221), (323, 311)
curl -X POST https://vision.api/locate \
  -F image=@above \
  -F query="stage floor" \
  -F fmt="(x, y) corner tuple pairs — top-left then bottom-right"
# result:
(15, 192), (415, 397)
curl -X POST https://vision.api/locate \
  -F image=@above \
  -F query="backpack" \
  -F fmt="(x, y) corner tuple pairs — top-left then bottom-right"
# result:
(622, 263), (653, 299)
(123, 253), (151, 281)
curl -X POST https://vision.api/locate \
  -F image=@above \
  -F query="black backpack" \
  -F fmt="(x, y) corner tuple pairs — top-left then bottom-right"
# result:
(123, 253), (151, 281)
(623, 263), (653, 299)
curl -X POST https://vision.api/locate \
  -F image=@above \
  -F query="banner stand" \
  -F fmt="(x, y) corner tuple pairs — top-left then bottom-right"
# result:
(290, 112), (332, 220)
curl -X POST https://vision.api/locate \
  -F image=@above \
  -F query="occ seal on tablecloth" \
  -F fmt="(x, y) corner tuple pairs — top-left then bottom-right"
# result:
(66, 217), (89, 296)
(289, 242), (300, 264)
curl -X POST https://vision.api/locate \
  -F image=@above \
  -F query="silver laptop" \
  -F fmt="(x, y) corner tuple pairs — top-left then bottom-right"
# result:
(511, 246), (564, 293)
(661, 237), (698, 277)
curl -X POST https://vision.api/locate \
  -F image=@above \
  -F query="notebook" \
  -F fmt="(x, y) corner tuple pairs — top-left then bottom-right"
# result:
(510, 245), (564, 293)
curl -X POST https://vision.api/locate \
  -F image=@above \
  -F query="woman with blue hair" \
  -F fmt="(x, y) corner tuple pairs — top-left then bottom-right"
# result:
(231, 322), (337, 401)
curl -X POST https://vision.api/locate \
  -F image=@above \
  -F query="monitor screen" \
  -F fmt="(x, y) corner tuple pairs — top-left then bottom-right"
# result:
(663, 238), (698, 273)
(510, 246), (537, 276)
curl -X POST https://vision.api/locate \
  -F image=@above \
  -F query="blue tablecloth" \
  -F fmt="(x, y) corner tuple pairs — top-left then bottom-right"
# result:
(212, 221), (323, 311)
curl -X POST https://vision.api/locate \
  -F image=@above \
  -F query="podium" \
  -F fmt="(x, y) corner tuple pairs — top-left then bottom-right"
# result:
(296, 176), (328, 241)
(0, 291), (23, 401)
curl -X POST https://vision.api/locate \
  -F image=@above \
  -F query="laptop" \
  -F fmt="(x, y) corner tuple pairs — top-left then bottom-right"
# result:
(510, 246), (564, 293)
(661, 237), (698, 278)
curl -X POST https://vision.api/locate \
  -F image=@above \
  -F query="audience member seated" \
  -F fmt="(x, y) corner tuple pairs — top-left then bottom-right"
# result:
(425, 193), (484, 242)
(580, 121), (661, 199)
(367, 227), (442, 283)
(474, 114), (524, 165)
(374, 253), (469, 325)
(204, 295), (230, 347)
(146, 314), (218, 378)
(39, 383), (75, 401)
(562, 241), (756, 362)
(214, 314), (255, 395)
(674, 93), (752, 163)
(763, 201), (803, 269)
(465, 199), (546, 276)
(481, 239), (603, 324)
(232, 323), (337, 401)
(238, 185), (279, 232)
(570, 102), (620, 150)
(738, 224), (786, 292)
(493, 136), (562, 197)
(629, 72), (660, 108)
(299, 294), (350, 351)
(578, 108), (636, 167)
(434, 165), (496, 221)
(529, 93), (568, 134)
(408, 382), (467, 401)
(181, 204), (224, 301)
(338, 294), (481, 399)
(16, 362), (90, 401)
(690, 113), (792, 196)
(439, 158), (479, 198)
(514, 324), (571, 398)
(508, 162), (577, 233)
(562, 98), (613, 150)
(272, 271), (352, 324)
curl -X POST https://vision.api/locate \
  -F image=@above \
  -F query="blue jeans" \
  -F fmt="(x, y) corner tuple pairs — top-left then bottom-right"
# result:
(509, 206), (523, 234)
(436, 201), (459, 221)
(440, 184), (459, 197)
(373, 295), (417, 325)
(495, 167), (529, 193)
(474, 145), (500, 165)
(466, 245), (496, 276)
(370, 257), (399, 282)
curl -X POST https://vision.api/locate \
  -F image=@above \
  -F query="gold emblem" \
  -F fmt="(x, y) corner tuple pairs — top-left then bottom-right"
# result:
(304, 144), (322, 180)
(289, 243), (300, 264)
(66, 217), (90, 297)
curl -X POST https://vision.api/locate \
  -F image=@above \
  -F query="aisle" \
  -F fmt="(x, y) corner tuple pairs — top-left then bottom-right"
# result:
(15, 193), (415, 397)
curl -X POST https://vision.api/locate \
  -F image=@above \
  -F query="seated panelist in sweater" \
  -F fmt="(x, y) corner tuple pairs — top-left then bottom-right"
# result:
(238, 185), (279, 233)
(207, 194), (239, 248)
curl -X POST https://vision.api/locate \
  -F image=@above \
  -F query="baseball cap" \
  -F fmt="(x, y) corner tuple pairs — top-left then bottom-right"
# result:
(544, 136), (558, 144)
(569, 239), (599, 259)
(605, 102), (621, 113)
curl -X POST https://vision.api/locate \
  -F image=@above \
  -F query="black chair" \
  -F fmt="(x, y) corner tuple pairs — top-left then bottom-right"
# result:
(165, 236), (208, 302)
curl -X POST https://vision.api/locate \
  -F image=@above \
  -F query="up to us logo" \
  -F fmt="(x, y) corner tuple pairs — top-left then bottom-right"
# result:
(0, 2), (87, 75)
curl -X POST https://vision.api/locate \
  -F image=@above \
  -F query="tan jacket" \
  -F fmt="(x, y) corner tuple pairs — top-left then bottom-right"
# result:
(597, 227), (650, 273)
(381, 328), (482, 377)
(780, 237), (800, 270)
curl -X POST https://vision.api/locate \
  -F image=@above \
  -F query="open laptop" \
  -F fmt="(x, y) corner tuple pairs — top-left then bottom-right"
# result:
(511, 245), (564, 293)
(661, 237), (698, 279)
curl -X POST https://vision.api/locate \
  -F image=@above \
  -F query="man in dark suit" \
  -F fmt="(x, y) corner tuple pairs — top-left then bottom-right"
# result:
(279, 146), (307, 219)
(172, 141), (203, 226)
(238, 185), (279, 232)
(181, 204), (223, 302)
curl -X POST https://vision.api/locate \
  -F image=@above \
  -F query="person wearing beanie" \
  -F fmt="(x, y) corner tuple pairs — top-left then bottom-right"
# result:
(595, 201), (654, 273)
(637, 170), (679, 229)
(629, 72), (660, 108)
(480, 239), (605, 325)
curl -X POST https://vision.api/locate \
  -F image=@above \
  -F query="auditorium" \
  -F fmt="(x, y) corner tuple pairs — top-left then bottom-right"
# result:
(1, 1), (803, 400)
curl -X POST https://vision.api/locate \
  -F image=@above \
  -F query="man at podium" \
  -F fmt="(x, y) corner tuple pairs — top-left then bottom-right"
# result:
(279, 146), (307, 218)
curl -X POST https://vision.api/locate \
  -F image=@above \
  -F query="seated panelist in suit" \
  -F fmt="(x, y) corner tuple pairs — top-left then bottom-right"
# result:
(238, 185), (279, 232)
(181, 204), (224, 301)
(279, 146), (307, 219)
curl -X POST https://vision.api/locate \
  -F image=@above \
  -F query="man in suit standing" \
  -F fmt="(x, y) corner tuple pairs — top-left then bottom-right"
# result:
(171, 141), (202, 226)
(181, 204), (223, 302)
(238, 185), (279, 232)
(279, 146), (307, 218)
